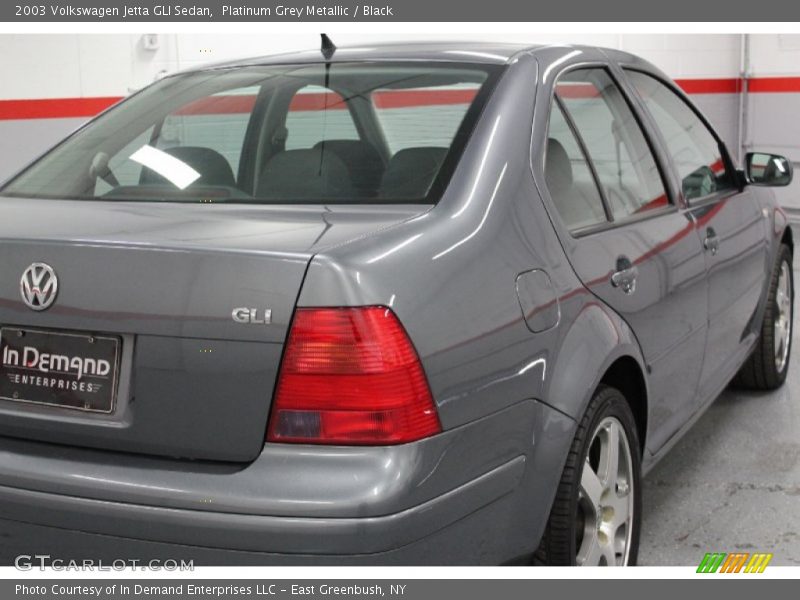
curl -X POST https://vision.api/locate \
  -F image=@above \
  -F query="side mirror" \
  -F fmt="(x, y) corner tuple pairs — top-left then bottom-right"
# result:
(745, 152), (793, 187)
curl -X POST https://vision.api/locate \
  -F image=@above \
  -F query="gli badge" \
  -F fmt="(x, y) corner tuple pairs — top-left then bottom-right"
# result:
(20, 262), (58, 311)
(232, 308), (272, 325)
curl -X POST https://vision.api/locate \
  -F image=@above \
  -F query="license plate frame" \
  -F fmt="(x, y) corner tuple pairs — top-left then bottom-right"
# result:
(0, 326), (121, 414)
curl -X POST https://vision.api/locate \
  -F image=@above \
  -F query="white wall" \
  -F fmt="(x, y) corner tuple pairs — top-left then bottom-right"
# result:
(0, 33), (745, 100)
(749, 34), (800, 76)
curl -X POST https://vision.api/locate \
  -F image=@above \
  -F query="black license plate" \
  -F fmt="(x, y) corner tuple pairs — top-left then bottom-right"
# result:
(0, 327), (120, 413)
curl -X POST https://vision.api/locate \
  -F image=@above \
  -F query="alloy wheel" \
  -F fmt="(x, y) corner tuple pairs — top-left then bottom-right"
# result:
(576, 416), (635, 566)
(774, 260), (792, 373)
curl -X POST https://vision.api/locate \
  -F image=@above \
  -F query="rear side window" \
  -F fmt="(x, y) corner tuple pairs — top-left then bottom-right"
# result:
(556, 68), (669, 221)
(625, 70), (734, 201)
(545, 101), (608, 231)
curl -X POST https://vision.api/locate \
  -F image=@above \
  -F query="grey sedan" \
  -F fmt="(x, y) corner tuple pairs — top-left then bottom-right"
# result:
(0, 41), (793, 565)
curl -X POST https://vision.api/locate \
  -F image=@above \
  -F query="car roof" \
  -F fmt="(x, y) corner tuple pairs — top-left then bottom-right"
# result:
(182, 41), (643, 72)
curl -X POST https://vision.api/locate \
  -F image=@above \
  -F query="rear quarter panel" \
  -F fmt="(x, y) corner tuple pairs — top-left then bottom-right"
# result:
(298, 51), (649, 437)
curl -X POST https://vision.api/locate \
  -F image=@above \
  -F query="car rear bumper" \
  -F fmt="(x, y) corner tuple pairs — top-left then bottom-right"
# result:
(0, 462), (526, 565)
(0, 399), (575, 565)
(0, 456), (524, 557)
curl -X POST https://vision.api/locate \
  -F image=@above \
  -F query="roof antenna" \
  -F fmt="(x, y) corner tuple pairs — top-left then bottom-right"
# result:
(320, 34), (336, 60)
(318, 34), (337, 177)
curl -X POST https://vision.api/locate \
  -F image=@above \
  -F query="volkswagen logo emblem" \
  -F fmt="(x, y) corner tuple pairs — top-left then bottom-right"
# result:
(20, 263), (58, 311)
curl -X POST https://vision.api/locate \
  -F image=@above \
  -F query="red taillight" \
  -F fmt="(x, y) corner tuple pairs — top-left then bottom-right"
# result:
(267, 306), (441, 445)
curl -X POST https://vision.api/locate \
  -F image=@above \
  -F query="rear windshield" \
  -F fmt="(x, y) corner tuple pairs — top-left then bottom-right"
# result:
(1, 62), (500, 204)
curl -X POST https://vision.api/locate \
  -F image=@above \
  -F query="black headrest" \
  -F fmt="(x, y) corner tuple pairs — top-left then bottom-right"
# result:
(313, 140), (385, 198)
(139, 146), (236, 188)
(257, 148), (355, 200)
(380, 147), (448, 200)
(545, 138), (573, 193)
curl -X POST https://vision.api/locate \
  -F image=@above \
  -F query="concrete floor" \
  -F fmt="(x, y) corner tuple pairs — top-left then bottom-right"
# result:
(639, 261), (800, 566)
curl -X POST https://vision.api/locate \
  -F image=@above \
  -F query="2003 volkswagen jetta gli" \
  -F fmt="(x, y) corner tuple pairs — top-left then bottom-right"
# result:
(0, 41), (794, 565)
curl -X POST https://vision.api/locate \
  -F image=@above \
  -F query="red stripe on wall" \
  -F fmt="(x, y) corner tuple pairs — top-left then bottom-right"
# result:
(289, 89), (479, 111)
(556, 83), (601, 98)
(2, 76), (800, 121)
(290, 91), (345, 111)
(176, 94), (256, 115)
(373, 88), (477, 108)
(0, 96), (123, 120)
(673, 78), (743, 94)
(116, 89), (478, 117)
(673, 77), (800, 94)
(176, 93), (348, 115)
(748, 77), (800, 93)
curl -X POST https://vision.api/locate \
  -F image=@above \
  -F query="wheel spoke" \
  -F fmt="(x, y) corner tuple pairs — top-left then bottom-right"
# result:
(598, 422), (620, 487)
(775, 318), (786, 358)
(601, 539), (619, 566)
(607, 488), (631, 534)
(581, 460), (604, 508)
(577, 531), (603, 566)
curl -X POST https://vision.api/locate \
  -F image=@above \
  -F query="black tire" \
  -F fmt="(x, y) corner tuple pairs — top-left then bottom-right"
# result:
(534, 385), (642, 566)
(734, 243), (793, 390)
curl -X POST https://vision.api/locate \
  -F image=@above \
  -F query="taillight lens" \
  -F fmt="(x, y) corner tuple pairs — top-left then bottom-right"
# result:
(267, 306), (441, 445)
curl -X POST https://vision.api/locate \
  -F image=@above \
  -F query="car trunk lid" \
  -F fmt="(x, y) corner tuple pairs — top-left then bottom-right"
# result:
(0, 198), (426, 461)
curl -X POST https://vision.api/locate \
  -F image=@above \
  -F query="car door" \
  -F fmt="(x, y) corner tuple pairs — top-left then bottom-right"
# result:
(624, 70), (770, 405)
(542, 65), (709, 453)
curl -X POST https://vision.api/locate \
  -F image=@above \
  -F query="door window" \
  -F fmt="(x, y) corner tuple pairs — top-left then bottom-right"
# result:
(545, 101), (608, 231)
(556, 68), (669, 221)
(625, 70), (734, 201)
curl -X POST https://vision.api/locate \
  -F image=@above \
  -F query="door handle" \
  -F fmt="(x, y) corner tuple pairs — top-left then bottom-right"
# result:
(611, 256), (638, 295)
(703, 227), (720, 256)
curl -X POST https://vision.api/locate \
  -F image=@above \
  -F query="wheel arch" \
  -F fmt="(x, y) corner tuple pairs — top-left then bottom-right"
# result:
(598, 356), (648, 454)
(546, 301), (650, 452)
(781, 223), (794, 255)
